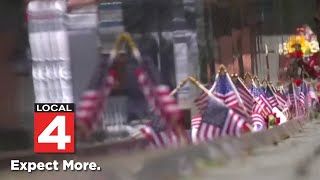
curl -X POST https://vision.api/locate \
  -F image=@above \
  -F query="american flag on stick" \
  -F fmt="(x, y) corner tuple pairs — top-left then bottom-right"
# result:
(194, 83), (213, 114)
(196, 96), (249, 143)
(136, 67), (189, 148)
(288, 83), (300, 116)
(211, 69), (249, 119)
(299, 81), (307, 107)
(140, 115), (178, 148)
(191, 114), (202, 130)
(251, 107), (267, 131)
(251, 89), (272, 131)
(276, 85), (291, 113)
(250, 85), (273, 117)
(274, 91), (290, 118)
(232, 75), (254, 115)
(274, 91), (288, 109)
(306, 82), (319, 107)
(235, 76), (267, 131)
(76, 64), (117, 135)
(265, 85), (278, 108)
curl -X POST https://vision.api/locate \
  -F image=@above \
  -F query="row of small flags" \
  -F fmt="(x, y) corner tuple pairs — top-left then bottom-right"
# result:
(191, 66), (318, 144)
(140, 65), (318, 148)
(75, 57), (318, 149)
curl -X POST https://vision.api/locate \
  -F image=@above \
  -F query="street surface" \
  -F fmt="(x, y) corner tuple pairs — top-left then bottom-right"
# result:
(192, 118), (320, 180)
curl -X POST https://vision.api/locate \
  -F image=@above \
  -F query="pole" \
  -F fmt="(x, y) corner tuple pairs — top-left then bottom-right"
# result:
(265, 44), (270, 81)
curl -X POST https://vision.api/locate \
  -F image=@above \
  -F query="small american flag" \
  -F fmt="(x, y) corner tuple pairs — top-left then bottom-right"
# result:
(265, 86), (278, 107)
(251, 111), (267, 132)
(274, 92), (290, 118)
(196, 97), (248, 143)
(136, 67), (157, 113)
(250, 85), (272, 116)
(136, 67), (188, 147)
(288, 83), (300, 115)
(233, 77), (254, 115)
(76, 69), (117, 131)
(307, 83), (318, 102)
(212, 73), (248, 118)
(274, 92), (288, 109)
(140, 115), (179, 148)
(191, 114), (202, 143)
(257, 94), (273, 115)
(191, 114), (202, 130)
(299, 82), (307, 109)
(249, 84), (264, 98)
(306, 82), (319, 109)
(194, 84), (212, 114)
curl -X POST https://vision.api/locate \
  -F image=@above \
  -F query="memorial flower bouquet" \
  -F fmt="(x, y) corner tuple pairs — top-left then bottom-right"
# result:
(279, 25), (320, 79)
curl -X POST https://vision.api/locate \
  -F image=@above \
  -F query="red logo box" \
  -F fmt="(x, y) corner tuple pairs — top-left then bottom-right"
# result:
(34, 103), (75, 153)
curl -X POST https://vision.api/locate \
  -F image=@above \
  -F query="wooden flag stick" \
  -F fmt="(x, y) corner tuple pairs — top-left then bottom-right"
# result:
(269, 82), (277, 92)
(110, 32), (142, 64)
(187, 76), (216, 99)
(233, 74), (254, 99)
(170, 77), (191, 96)
(261, 79), (268, 86)
(253, 75), (260, 87)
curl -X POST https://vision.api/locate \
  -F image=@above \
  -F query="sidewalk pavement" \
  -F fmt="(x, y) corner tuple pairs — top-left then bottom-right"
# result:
(193, 119), (320, 180)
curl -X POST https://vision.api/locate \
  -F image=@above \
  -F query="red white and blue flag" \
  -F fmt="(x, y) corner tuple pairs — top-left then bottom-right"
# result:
(251, 108), (267, 131)
(196, 97), (248, 143)
(76, 69), (117, 132)
(305, 81), (318, 108)
(212, 73), (248, 118)
(136, 67), (189, 148)
(274, 91), (288, 110)
(265, 85), (278, 108)
(233, 77), (254, 116)
(194, 84), (212, 114)
(299, 81), (307, 110)
(250, 85), (272, 117)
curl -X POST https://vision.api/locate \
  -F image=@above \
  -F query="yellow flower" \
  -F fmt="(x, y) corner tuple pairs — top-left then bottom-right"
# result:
(286, 37), (296, 54)
(286, 35), (311, 55)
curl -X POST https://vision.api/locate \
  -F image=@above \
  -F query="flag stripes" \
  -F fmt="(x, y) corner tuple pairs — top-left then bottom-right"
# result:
(196, 109), (246, 142)
(76, 70), (116, 130)
(136, 67), (188, 148)
(237, 87), (254, 115)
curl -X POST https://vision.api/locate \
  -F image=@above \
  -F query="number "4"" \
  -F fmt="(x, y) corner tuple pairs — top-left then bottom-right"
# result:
(38, 116), (71, 150)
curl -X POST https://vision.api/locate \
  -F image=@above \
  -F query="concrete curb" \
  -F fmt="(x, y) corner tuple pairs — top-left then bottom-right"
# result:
(132, 118), (308, 180)
(0, 138), (149, 170)
(0, 118), (308, 180)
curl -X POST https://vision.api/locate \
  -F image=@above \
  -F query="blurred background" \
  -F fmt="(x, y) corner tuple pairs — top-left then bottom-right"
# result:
(0, 0), (318, 151)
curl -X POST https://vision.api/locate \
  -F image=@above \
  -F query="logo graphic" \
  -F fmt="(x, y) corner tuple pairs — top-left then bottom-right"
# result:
(34, 103), (75, 153)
